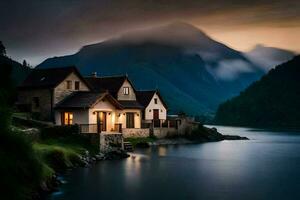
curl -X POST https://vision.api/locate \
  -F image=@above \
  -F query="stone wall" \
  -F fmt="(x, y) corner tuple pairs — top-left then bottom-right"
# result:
(153, 128), (178, 138)
(122, 127), (181, 138)
(177, 118), (199, 135)
(18, 89), (53, 121)
(100, 133), (124, 152)
(122, 128), (150, 138)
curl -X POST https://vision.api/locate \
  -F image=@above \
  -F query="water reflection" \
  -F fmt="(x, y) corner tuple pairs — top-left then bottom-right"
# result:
(50, 126), (300, 200)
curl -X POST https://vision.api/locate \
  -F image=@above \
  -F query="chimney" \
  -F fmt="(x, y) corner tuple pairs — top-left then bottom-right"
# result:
(92, 72), (97, 77)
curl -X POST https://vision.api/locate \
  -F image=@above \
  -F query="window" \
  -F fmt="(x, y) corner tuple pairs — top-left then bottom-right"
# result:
(75, 81), (80, 90)
(123, 87), (129, 95)
(66, 80), (72, 89)
(33, 97), (40, 108)
(126, 113), (135, 128)
(62, 112), (73, 125)
(154, 98), (158, 104)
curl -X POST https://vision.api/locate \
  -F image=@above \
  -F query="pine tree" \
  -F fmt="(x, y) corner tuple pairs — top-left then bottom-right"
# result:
(22, 60), (28, 67)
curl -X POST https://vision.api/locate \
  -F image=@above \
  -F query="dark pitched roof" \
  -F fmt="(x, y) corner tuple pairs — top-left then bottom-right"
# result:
(118, 100), (144, 109)
(18, 66), (91, 89)
(84, 75), (135, 98)
(136, 90), (168, 109)
(55, 91), (123, 109)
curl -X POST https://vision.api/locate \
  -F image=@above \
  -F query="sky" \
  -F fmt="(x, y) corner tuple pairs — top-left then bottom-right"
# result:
(1, 0), (299, 65)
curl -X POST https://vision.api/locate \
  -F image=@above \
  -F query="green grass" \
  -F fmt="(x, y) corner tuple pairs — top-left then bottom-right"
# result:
(33, 143), (82, 171)
(33, 135), (100, 172)
(125, 136), (157, 147)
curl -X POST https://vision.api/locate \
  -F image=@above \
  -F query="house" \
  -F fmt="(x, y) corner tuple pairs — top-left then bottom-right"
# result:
(17, 67), (170, 136)
(136, 90), (168, 127)
(17, 67), (91, 120)
(81, 75), (143, 130)
(54, 91), (124, 133)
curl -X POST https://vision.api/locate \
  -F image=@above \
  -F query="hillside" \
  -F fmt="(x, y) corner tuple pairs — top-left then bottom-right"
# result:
(0, 55), (31, 85)
(37, 22), (264, 115)
(214, 56), (300, 128)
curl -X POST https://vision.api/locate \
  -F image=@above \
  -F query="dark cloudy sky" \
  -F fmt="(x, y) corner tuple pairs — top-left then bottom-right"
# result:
(1, 0), (299, 65)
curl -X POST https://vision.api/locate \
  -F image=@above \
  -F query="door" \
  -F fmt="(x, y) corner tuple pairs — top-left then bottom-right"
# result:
(153, 109), (160, 127)
(126, 113), (135, 128)
(153, 109), (159, 120)
(97, 112), (107, 132)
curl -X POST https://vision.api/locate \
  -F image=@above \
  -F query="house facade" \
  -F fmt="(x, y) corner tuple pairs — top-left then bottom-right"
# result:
(136, 90), (167, 126)
(17, 67), (90, 121)
(17, 67), (170, 136)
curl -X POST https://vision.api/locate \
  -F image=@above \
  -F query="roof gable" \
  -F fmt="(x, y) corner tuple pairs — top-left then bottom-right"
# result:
(136, 90), (168, 109)
(85, 75), (136, 98)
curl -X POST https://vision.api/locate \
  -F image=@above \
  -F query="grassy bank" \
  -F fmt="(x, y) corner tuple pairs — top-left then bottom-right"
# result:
(1, 125), (99, 200)
(36, 126), (99, 174)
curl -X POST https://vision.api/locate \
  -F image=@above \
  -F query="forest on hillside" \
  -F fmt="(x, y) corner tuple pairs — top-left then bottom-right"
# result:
(214, 56), (300, 128)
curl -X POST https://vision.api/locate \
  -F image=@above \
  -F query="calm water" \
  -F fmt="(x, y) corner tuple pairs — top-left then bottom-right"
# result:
(49, 126), (300, 200)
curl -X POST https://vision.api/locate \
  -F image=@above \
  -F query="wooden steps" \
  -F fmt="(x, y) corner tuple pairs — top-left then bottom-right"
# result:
(123, 142), (134, 152)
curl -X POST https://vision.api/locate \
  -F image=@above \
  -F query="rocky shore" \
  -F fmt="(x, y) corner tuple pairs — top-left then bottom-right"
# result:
(132, 126), (249, 147)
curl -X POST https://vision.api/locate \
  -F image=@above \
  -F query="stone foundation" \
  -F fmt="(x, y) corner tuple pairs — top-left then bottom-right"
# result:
(122, 128), (150, 138)
(100, 133), (124, 153)
(122, 127), (181, 139)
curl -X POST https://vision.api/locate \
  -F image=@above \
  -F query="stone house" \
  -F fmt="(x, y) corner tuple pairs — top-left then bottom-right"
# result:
(17, 67), (90, 121)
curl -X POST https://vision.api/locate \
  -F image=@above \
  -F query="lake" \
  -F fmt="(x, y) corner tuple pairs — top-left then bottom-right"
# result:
(49, 126), (300, 200)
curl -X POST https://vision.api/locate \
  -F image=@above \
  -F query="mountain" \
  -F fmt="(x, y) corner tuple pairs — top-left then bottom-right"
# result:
(214, 56), (300, 128)
(0, 55), (31, 85)
(37, 22), (264, 115)
(245, 44), (296, 72)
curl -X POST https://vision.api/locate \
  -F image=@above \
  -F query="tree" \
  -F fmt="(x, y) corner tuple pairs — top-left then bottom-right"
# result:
(0, 41), (6, 56)
(22, 59), (28, 68)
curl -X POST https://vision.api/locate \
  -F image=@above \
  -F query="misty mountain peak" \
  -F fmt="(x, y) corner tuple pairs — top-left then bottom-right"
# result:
(245, 44), (296, 71)
(112, 21), (212, 48)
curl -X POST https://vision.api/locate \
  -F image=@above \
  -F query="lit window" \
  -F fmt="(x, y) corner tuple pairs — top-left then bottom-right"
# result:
(154, 98), (158, 104)
(123, 87), (129, 95)
(75, 81), (80, 90)
(66, 80), (72, 89)
(63, 112), (73, 125)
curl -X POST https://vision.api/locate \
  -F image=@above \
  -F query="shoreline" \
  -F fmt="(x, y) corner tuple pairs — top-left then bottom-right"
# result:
(148, 135), (249, 146)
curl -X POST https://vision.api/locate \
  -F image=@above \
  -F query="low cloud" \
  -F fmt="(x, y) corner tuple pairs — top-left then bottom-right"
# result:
(214, 60), (254, 80)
